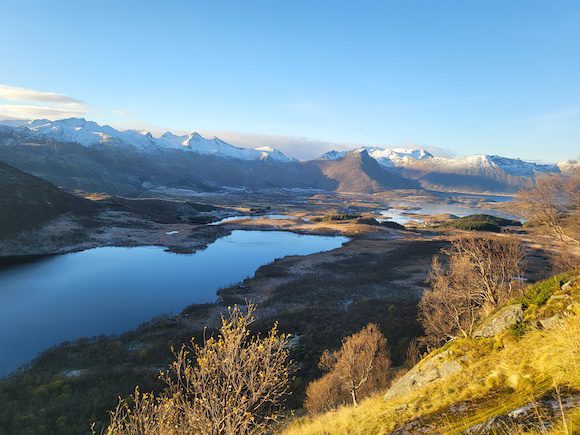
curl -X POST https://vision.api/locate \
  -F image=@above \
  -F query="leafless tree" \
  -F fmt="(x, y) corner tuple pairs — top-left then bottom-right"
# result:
(419, 236), (526, 346)
(103, 304), (293, 435)
(419, 255), (481, 346)
(451, 236), (526, 312)
(405, 337), (422, 367)
(304, 323), (391, 414)
(518, 169), (580, 245)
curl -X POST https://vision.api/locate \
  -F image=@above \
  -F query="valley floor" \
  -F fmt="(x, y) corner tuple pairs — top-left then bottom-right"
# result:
(0, 189), (571, 434)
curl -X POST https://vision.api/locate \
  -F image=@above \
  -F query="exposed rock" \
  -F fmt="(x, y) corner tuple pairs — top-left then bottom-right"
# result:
(561, 278), (578, 292)
(464, 389), (580, 434)
(473, 304), (524, 338)
(384, 349), (463, 400)
(539, 314), (564, 330)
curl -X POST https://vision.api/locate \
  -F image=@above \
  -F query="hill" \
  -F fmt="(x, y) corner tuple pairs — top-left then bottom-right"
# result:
(285, 272), (580, 434)
(440, 214), (522, 232)
(0, 161), (96, 237)
(310, 150), (419, 193)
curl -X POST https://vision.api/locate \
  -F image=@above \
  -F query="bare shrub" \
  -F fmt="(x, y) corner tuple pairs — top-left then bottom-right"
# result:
(304, 372), (348, 415)
(451, 236), (526, 310)
(419, 236), (526, 346)
(304, 323), (391, 414)
(518, 169), (580, 245)
(103, 304), (293, 435)
(405, 337), (422, 367)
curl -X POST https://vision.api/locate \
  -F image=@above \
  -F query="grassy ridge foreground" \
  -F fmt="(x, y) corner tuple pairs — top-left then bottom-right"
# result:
(285, 273), (580, 434)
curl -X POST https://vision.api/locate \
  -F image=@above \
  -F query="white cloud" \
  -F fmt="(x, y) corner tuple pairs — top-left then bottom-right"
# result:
(199, 130), (357, 160)
(0, 104), (86, 120)
(0, 83), (88, 120)
(0, 84), (84, 105)
(200, 130), (454, 160)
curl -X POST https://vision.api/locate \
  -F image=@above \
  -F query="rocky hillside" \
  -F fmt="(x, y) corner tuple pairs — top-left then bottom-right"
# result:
(0, 161), (96, 237)
(285, 273), (580, 434)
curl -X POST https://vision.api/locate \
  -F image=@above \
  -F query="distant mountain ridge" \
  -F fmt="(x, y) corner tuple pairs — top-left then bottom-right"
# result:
(321, 147), (433, 167)
(0, 117), (572, 194)
(321, 146), (563, 193)
(0, 118), (295, 163)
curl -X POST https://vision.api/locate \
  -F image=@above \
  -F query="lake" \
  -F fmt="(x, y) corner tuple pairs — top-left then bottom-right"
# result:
(209, 214), (294, 225)
(0, 230), (348, 377)
(379, 196), (519, 225)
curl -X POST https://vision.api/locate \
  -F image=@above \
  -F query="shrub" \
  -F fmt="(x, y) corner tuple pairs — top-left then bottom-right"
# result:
(312, 214), (360, 222)
(103, 305), (293, 434)
(518, 273), (572, 308)
(304, 323), (391, 414)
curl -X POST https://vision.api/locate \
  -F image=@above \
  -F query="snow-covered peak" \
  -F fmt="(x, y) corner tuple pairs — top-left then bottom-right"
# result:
(320, 146), (433, 167)
(0, 118), (295, 162)
(557, 159), (579, 173)
(254, 146), (295, 163)
(319, 145), (560, 178)
(406, 154), (559, 177)
(320, 150), (347, 160)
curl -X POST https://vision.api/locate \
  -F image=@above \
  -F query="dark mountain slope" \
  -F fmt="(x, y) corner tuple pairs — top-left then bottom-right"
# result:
(309, 150), (420, 193)
(0, 131), (335, 195)
(0, 160), (96, 237)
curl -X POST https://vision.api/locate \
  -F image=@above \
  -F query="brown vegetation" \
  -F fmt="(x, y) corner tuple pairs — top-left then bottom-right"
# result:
(518, 169), (579, 245)
(419, 236), (525, 346)
(102, 305), (293, 435)
(305, 323), (391, 414)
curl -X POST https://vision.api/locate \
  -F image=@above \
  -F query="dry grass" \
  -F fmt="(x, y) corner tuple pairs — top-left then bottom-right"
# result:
(283, 284), (579, 434)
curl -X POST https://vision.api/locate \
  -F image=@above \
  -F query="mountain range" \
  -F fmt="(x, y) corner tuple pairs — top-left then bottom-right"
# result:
(0, 118), (575, 195)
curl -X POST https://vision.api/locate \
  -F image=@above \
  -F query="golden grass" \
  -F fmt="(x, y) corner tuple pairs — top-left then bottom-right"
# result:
(283, 302), (579, 434)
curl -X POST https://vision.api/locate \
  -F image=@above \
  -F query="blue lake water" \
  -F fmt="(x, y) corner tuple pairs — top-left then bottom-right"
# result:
(0, 230), (348, 376)
(379, 196), (519, 225)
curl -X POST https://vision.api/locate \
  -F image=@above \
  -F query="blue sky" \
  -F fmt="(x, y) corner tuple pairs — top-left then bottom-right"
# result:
(0, 0), (579, 161)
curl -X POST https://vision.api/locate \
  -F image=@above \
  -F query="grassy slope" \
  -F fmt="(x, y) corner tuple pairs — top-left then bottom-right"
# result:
(285, 273), (580, 434)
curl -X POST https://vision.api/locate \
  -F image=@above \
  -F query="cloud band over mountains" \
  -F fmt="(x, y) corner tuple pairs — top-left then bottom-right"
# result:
(0, 83), (454, 160)
(0, 84), (87, 120)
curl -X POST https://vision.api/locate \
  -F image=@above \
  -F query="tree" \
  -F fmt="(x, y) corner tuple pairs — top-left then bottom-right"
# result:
(304, 323), (391, 414)
(103, 305), (293, 435)
(405, 337), (422, 367)
(419, 236), (526, 346)
(419, 255), (481, 346)
(451, 236), (526, 311)
(518, 169), (580, 245)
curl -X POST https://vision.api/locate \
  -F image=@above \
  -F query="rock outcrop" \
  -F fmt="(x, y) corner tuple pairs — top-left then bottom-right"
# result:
(473, 304), (524, 338)
(384, 349), (463, 400)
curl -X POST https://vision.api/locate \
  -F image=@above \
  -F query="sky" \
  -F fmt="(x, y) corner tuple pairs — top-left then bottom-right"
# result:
(0, 0), (579, 162)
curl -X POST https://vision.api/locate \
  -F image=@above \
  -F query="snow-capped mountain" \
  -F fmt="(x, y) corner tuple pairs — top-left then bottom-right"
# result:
(558, 159), (580, 173)
(407, 154), (558, 177)
(0, 118), (295, 163)
(320, 146), (561, 193)
(321, 146), (433, 168)
(0, 117), (570, 194)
